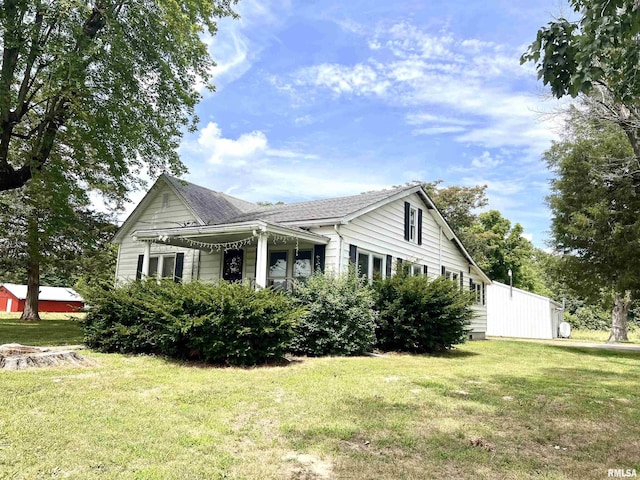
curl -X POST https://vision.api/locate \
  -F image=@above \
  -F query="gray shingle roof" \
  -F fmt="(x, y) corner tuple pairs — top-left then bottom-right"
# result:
(166, 174), (417, 226)
(223, 185), (416, 225)
(164, 175), (259, 225)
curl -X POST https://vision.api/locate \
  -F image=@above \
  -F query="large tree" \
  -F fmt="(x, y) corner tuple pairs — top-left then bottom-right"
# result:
(423, 181), (488, 233)
(0, 0), (237, 196)
(544, 109), (640, 341)
(521, 0), (640, 159)
(0, 162), (117, 319)
(464, 210), (542, 292)
(423, 182), (547, 293)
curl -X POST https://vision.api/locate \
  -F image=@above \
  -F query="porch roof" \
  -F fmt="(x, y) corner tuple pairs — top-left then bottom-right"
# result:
(131, 220), (330, 246)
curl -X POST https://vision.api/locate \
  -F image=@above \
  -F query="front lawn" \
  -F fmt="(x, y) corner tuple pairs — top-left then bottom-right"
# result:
(0, 313), (85, 346)
(1, 341), (638, 479)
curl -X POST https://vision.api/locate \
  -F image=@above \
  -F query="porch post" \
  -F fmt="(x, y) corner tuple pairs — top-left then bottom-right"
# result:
(142, 242), (151, 277)
(255, 233), (268, 288)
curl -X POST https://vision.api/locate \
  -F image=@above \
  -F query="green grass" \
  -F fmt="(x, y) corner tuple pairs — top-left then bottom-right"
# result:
(0, 340), (638, 479)
(570, 328), (640, 344)
(0, 313), (84, 346)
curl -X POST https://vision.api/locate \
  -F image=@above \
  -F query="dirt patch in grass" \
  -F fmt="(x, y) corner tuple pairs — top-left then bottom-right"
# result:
(282, 452), (334, 479)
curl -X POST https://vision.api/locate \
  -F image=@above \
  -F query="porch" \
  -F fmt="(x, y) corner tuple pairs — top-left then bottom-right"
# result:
(131, 221), (330, 288)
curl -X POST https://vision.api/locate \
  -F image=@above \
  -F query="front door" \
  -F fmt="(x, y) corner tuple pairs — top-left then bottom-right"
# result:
(223, 249), (244, 282)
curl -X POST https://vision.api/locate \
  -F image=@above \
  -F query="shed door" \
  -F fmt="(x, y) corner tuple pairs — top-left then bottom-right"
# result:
(6, 298), (12, 312)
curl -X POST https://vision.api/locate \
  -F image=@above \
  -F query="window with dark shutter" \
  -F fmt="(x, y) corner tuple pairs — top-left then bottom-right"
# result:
(423, 265), (428, 276)
(417, 208), (423, 245)
(174, 253), (185, 283)
(441, 265), (445, 276)
(349, 244), (357, 264)
(460, 271), (463, 289)
(386, 255), (393, 278)
(136, 255), (144, 280)
(404, 202), (410, 240)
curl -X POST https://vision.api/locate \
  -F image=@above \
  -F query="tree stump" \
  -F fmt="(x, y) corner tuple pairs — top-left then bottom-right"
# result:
(0, 344), (95, 371)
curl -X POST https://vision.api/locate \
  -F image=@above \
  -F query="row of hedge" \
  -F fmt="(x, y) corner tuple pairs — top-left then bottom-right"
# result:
(81, 270), (475, 366)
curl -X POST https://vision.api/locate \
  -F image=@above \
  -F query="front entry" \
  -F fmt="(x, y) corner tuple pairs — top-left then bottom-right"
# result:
(223, 249), (244, 282)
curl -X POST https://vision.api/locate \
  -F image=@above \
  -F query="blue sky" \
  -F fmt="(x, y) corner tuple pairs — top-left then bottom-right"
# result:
(165, 0), (572, 247)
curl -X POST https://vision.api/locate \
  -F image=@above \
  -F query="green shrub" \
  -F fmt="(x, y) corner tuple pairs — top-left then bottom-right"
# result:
(565, 305), (610, 331)
(82, 280), (301, 366)
(290, 271), (376, 356)
(375, 275), (474, 353)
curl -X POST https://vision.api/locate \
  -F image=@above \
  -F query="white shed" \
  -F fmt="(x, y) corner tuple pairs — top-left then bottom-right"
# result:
(486, 281), (564, 339)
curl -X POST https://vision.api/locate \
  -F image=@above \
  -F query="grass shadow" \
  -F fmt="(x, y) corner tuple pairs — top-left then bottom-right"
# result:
(160, 355), (305, 370)
(544, 344), (640, 360)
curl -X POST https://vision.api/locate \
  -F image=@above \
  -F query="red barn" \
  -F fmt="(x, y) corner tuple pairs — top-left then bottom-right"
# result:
(0, 284), (84, 313)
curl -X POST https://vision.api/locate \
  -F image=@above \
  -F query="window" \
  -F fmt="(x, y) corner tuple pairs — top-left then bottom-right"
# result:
(373, 256), (383, 281)
(404, 202), (422, 244)
(357, 252), (369, 278)
(269, 251), (288, 289)
(149, 254), (176, 279)
(409, 206), (417, 243)
(469, 279), (483, 304)
(444, 270), (459, 282)
(412, 264), (422, 276)
(357, 250), (384, 281)
(294, 250), (313, 278)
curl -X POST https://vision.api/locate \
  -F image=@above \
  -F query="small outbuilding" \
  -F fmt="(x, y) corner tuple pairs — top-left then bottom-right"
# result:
(0, 284), (84, 313)
(486, 281), (564, 340)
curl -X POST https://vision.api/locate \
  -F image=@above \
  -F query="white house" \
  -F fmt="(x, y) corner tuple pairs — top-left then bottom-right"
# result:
(113, 175), (492, 338)
(486, 281), (564, 339)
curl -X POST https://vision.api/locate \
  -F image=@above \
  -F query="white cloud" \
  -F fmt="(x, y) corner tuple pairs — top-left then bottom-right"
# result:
(203, 0), (293, 91)
(197, 122), (268, 165)
(521, 232), (533, 242)
(406, 112), (472, 126)
(294, 63), (391, 96)
(294, 115), (313, 125)
(181, 125), (397, 203)
(471, 151), (502, 169)
(207, 29), (250, 88)
(281, 21), (566, 156)
(412, 126), (467, 135)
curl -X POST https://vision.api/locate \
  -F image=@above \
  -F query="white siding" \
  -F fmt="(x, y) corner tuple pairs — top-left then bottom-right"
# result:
(198, 251), (221, 281)
(115, 183), (199, 283)
(486, 282), (562, 339)
(310, 193), (488, 335)
(311, 226), (343, 274)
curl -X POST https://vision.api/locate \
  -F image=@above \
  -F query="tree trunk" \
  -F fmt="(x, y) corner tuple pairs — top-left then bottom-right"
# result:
(20, 255), (40, 321)
(608, 291), (630, 343)
(20, 216), (40, 321)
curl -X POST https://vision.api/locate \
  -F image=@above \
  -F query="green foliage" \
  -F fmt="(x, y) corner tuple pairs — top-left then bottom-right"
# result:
(463, 210), (543, 292)
(565, 304), (611, 331)
(0, 173), (118, 288)
(424, 181), (550, 296)
(423, 181), (488, 232)
(375, 275), (474, 353)
(545, 110), (640, 298)
(521, 0), (640, 104)
(290, 271), (376, 356)
(0, 0), (238, 194)
(82, 280), (302, 366)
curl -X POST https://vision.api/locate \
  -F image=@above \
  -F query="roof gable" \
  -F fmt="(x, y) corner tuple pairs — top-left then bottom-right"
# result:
(113, 174), (260, 243)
